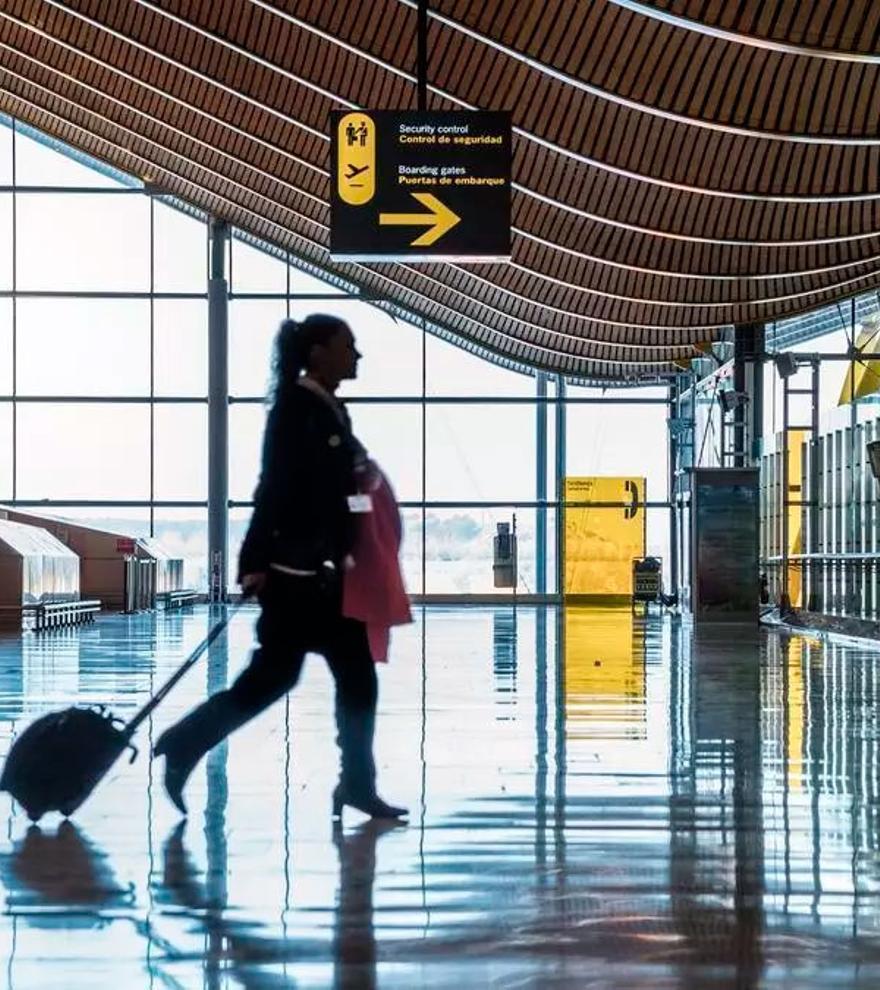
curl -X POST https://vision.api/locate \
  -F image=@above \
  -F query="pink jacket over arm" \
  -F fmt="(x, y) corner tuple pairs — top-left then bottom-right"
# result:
(342, 467), (412, 662)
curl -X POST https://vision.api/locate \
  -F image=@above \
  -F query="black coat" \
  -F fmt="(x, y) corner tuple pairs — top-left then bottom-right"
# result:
(238, 385), (360, 580)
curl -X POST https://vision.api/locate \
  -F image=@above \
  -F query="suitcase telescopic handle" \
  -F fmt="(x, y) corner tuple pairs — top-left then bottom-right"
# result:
(123, 601), (249, 736)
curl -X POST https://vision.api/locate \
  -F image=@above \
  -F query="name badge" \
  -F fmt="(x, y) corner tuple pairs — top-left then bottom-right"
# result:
(347, 494), (373, 513)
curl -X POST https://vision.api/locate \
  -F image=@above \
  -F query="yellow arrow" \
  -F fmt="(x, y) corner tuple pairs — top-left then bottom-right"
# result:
(379, 192), (461, 247)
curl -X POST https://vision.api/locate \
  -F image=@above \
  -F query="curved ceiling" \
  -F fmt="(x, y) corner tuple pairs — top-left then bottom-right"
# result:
(1, 0), (879, 380)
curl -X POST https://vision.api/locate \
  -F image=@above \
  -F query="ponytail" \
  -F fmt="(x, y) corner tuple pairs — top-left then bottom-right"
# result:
(270, 313), (348, 401)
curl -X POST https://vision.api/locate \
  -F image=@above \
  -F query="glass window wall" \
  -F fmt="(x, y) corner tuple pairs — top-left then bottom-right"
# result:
(1, 116), (673, 597)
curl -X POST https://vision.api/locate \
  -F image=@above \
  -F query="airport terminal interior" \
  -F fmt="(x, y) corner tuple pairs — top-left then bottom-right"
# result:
(2, 1), (880, 987)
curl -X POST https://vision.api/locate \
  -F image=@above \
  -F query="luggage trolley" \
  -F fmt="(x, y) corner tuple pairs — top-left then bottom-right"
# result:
(632, 556), (663, 613)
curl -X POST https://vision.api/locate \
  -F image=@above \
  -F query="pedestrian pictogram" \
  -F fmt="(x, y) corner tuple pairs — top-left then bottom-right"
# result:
(330, 110), (511, 262)
(345, 120), (369, 147)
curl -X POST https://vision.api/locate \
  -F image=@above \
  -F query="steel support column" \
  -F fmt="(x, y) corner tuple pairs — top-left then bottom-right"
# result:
(555, 375), (566, 600)
(208, 219), (229, 602)
(536, 372), (548, 595)
(668, 382), (679, 597)
(734, 323), (764, 468)
(553, 375), (567, 860)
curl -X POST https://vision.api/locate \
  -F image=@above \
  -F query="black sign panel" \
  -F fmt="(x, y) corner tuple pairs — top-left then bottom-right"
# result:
(330, 110), (511, 262)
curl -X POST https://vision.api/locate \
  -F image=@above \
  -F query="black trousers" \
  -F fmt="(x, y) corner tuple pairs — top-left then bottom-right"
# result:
(164, 570), (380, 796)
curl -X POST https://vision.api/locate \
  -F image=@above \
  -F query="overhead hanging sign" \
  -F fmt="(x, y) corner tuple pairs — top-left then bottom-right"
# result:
(330, 110), (512, 262)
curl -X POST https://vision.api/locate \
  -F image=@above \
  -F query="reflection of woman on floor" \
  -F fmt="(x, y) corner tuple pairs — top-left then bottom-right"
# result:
(154, 314), (406, 820)
(332, 820), (401, 990)
(156, 819), (401, 989)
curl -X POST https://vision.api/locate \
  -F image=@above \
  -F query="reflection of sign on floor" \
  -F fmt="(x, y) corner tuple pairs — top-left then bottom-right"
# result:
(330, 110), (511, 261)
(564, 607), (647, 740)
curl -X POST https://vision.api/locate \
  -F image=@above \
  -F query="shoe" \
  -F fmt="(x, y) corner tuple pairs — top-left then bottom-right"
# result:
(153, 733), (197, 817)
(151, 693), (242, 817)
(332, 784), (408, 821)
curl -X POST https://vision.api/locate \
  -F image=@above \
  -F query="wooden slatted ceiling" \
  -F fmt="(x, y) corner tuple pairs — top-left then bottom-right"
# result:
(1, 0), (879, 381)
(628, 2), (880, 54)
(438, 1), (880, 135)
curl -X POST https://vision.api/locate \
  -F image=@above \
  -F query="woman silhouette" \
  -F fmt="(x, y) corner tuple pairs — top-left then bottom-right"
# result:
(154, 314), (407, 821)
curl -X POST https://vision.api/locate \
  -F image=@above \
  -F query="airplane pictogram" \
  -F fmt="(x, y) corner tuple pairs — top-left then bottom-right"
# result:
(345, 163), (370, 184)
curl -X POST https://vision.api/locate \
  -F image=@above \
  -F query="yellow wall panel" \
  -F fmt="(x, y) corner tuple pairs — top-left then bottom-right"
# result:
(563, 476), (646, 598)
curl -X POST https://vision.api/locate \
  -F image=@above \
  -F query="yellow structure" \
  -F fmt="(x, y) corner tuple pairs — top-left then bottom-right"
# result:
(563, 476), (646, 599)
(838, 322), (880, 404)
(786, 430), (805, 608)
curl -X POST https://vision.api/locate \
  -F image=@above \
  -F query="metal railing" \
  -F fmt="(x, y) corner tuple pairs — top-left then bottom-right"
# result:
(23, 599), (101, 632)
(761, 412), (880, 618)
(157, 590), (199, 610)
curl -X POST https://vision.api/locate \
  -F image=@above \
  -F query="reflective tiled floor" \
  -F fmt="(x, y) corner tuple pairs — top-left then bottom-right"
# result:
(0, 605), (879, 988)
